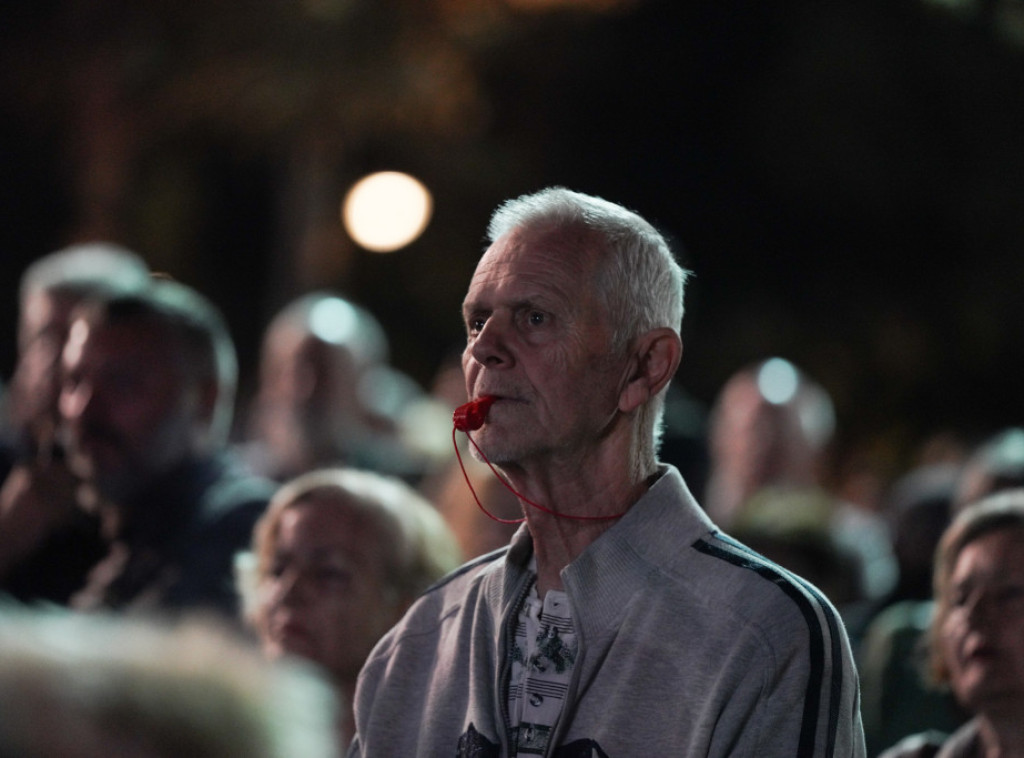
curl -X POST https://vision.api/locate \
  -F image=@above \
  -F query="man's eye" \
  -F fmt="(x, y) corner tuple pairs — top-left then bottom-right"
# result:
(527, 311), (546, 327)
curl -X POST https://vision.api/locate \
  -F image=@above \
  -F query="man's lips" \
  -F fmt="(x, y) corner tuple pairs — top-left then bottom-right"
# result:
(474, 393), (523, 404)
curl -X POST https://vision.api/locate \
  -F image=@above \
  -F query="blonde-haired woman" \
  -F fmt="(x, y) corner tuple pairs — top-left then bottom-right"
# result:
(238, 467), (462, 746)
(881, 489), (1024, 757)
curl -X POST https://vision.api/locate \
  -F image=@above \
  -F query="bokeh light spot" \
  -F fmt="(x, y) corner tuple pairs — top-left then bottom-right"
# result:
(342, 171), (433, 253)
(757, 357), (799, 405)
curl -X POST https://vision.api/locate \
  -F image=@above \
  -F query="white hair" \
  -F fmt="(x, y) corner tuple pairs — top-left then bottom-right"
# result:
(487, 187), (690, 456)
(19, 242), (150, 304)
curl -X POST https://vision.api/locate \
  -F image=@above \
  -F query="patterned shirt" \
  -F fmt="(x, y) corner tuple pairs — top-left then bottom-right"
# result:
(508, 579), (578, 756)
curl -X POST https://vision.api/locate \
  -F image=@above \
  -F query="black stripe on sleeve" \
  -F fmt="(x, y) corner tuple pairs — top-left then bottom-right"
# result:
(692, 534), (842, 758)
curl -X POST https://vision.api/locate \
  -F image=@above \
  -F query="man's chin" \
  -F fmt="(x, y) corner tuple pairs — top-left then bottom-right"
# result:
(469, 437), (521, 468)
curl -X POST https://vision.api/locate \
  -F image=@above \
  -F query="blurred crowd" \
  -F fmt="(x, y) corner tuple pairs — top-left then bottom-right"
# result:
(1, 241), (1022, 757)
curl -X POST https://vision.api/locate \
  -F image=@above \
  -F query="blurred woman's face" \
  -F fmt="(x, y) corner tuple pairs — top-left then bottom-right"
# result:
(257, 496), (404, 684)
(940, 527), (1024, 716)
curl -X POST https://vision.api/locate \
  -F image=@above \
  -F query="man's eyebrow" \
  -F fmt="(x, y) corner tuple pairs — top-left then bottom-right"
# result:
(512, 291), (554, 307)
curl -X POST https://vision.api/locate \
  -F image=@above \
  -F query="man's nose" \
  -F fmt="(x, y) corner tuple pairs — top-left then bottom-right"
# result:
(469, 315), (513, 368)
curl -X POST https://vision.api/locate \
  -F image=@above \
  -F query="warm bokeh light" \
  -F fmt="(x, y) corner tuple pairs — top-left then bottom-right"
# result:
(341, 172), (433, 253)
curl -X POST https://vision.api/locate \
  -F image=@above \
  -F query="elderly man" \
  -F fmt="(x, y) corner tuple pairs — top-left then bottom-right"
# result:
(350, 187), (865, 757)
(59, 278), (274, 617)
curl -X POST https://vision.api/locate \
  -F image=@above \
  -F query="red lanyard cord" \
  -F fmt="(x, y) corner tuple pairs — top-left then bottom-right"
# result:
(451, 425), (627, 523)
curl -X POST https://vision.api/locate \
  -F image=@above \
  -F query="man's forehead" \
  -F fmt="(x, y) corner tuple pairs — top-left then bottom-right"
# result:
(468, 226), (597, 294)
(492, 222), (595, 258)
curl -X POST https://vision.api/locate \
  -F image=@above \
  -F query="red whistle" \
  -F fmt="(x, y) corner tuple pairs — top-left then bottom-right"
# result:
(453, 395), (496, 432)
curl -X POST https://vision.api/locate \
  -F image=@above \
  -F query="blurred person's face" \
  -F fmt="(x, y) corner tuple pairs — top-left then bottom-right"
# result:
(710, 377), (771, 470)
(59, 317), (204, 504)
(260, 327), (361, 412)
(710, 376), (812, 482)
(256, 328), (360, 450)
(259, 327), (317, 412)
(10, 291), (77, 443)
(460, 226), (626, 467)
(257, 496), (405, 685)
(940, 527), (1024, 716)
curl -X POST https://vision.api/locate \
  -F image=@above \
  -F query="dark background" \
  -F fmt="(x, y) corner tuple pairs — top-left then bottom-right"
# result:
(3, 0), (1023, 491)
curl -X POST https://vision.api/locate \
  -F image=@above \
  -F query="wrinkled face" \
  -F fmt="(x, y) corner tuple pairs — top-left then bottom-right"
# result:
(940, 527), (1024, 716)
(59, 318), (202, 502)
(257, 498), (404, 684)
(460, 226), (626, 467)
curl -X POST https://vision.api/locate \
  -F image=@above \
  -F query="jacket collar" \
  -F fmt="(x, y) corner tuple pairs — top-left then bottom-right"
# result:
(495, 465), (717, 630)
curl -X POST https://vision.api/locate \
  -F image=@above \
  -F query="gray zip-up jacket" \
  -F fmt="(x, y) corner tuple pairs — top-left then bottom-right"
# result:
(350, 465), (866, 757)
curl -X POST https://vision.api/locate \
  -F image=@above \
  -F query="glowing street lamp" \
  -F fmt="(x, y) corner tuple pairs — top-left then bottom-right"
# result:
(342, 171), (433, 253)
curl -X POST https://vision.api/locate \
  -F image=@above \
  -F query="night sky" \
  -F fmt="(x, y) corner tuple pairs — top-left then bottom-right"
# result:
(3, 0), (1023, 485)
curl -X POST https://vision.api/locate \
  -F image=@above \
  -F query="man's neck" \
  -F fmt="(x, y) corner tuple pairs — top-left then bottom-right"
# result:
(508, 452), (656, 596)
(530, 517), (619, 595)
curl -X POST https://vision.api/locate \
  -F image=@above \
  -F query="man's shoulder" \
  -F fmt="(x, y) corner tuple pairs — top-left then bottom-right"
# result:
(191, 461), (275, 536)
(628, 472), (838, 617)
(408, 546), (508, 622)
(370, 547), (508, 653)
(679, 531), (847, 639)
(425, 545), (509, 594)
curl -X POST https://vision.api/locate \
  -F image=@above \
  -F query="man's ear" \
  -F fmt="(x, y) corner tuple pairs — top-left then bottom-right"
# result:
(618, 328), (683, 414)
